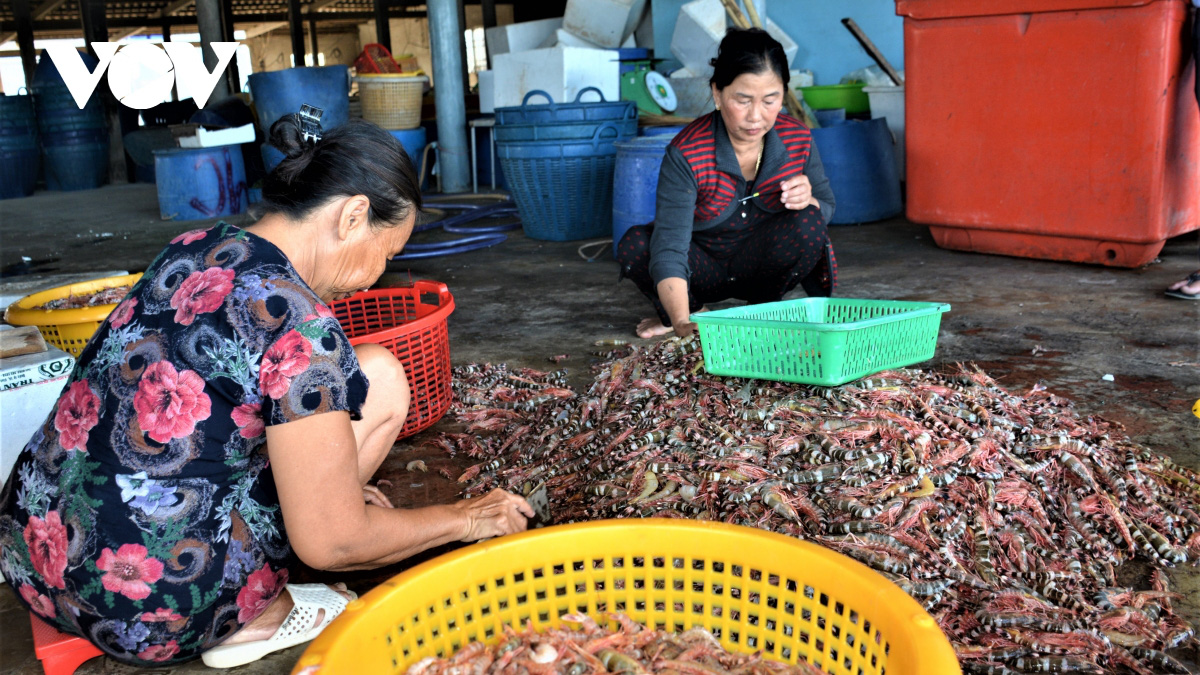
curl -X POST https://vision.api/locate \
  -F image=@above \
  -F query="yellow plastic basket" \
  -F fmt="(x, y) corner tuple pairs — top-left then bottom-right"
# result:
(357, 74), (426, 130)
(295, 520), (959, 675)
(3, 273), (142, 357)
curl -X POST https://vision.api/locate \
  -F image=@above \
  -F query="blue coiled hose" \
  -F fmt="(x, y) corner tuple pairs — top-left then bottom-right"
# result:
(393, 199), (521, 260)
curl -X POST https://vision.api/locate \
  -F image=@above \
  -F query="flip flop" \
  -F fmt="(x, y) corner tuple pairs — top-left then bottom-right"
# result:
(1165, 271), (1200, 300)
(201, 584), (356, 668)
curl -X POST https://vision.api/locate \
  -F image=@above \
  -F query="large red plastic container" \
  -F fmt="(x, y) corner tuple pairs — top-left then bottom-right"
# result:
(898, 0), (1200, 267)
(331, 281), (455, 440)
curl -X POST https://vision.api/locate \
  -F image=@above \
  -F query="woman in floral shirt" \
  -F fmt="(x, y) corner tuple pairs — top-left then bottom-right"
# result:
(0, 115), (533, 667)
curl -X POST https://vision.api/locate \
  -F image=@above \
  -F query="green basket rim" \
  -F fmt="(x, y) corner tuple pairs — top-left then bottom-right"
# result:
(690, 297), (951, 333)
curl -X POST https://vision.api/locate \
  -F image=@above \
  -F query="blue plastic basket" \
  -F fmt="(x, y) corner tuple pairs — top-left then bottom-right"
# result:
(494, 116), (638, 142)
(498, 123), (622, 242)
(494, 88), (637, 126)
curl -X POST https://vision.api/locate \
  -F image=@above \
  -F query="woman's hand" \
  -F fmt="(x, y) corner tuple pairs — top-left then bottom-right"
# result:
(779, 175), (817, 211)
(673, 320), (697, 338)
(362, 485), (393, 508)
(454, 488), (534, 542)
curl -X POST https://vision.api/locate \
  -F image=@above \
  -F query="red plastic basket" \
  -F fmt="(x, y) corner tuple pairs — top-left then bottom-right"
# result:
(331, 281), (455, 440)
(354, 43), (401, 74)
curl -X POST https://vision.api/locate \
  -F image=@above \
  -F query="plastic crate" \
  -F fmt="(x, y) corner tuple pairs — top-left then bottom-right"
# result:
(692, 298), (950, 386)
(498, 123), (622, 241)
(3, 273), (143, 358)
(898, 0), (1199, 267)
(356, 75), (426, 130)
(330, 282), (454, 439)
(494, 88), (636, 126)
(294, 519), (960, 675)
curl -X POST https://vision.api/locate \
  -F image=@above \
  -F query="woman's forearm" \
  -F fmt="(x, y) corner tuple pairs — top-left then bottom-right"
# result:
(656, 277), (691, 328)
(321, 503), (467, 571)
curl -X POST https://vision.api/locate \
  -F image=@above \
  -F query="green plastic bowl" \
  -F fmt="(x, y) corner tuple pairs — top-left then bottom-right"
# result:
(798, 83), (870, 115)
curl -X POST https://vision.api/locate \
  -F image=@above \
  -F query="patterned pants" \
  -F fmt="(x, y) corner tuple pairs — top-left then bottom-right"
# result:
(617, 204), (832, 326)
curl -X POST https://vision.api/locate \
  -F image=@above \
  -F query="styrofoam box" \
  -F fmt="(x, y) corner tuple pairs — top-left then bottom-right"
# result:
(485, 18), (564, 62)
(549, 27), (604, 49)
(863, 85), (906, 180)
(563, 0), (648, 49)
(478, 70), (496, 113)
(670, 68), (716, 118)
(671, 0), (725, 79)
(493, 47), (620, 109)
(0, 344), (74, 489)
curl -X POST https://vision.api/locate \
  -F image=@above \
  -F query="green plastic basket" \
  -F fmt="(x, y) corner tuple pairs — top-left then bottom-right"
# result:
(691, 298), (951, 386)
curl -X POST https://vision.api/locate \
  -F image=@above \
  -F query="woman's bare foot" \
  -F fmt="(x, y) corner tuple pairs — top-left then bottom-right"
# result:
(636, 318), (675, 339)
(1167, 271), (1200, 298)
(223, 583), (354, 645)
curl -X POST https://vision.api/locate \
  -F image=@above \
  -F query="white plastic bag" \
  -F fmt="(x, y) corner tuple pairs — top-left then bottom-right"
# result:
(841, 65), (904, 87)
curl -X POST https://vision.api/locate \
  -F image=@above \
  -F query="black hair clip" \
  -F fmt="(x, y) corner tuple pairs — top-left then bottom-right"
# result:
(297, 104), (324, 144)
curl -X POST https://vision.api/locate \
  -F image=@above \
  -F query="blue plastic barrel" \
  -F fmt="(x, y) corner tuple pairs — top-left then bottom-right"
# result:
(389, 127), (426, 166)
(260, 143), (286, 174)
(0, 94), (39, 199)
(44, 140), (109, 191)
(810, 118), (901, 224)
(640, 125), (684, 138)
(33, 52), (110, 191)
(248, 66), (350, 134)
(154, 146), (248, 221)
(813, 108), (846, 127)
(612, 135), (673, 255)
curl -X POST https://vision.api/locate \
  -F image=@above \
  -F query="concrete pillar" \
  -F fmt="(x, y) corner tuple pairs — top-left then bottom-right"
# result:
(288, 0), (305, 66)
(79, 0), (128, 184)
(196, 0), (231, 101)
(13, 0), (36, 87)
(428, 0), (470, 192)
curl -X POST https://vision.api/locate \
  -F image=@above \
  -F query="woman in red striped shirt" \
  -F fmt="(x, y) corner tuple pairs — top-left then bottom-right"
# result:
(617, 27), (837, 338)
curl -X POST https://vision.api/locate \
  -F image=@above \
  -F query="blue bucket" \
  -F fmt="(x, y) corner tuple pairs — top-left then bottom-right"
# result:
(261, 143), (286, 174)
(44, 140), (109, 191)
(0, 145), (39, 199)
(154, 145), (248, 221)
(612, 135), (672, 255)
(640, 125), (684, 138)
(810, 118), (902, 224)
(813, 108), (846, 127)
(248, 66), (350, 134)
(0, 93), (36, 130)
(41, 127), (108, 147)
(498, 123), (623, 241)
(389, 127), (426, 166)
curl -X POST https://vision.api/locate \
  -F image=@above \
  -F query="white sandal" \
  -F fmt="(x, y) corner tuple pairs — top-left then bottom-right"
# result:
(201, 583), (356, 668)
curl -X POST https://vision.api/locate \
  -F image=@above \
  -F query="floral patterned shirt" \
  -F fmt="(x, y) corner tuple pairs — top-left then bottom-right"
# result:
(0, 223), (368, 665)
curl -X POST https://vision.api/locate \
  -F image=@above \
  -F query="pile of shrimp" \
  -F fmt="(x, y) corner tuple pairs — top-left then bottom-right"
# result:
(405, 613), (823, 675)
(432, 335), (1200, 674)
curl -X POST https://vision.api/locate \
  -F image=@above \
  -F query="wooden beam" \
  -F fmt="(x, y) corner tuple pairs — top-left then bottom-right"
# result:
(12, 0), (36, 85)
(0, 0), (70, 47)
(153, 0), (196, 19)
(112, 26), (147, 40)
(288, 0), (304, 65)
(306, 0), (344, 14)
(373, 0), (390, 52)
(0, 8), (427, 33)
(241, 21), (287, 38)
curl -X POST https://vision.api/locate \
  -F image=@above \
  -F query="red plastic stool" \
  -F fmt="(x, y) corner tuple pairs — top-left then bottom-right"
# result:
(29, 613), (104, 675)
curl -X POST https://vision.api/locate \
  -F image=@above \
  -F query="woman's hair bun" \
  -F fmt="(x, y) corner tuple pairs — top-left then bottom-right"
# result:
(268, 115), (313, 160)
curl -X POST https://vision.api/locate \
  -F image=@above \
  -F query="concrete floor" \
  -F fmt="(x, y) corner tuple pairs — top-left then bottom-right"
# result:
(0, 183), (1197, 673)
